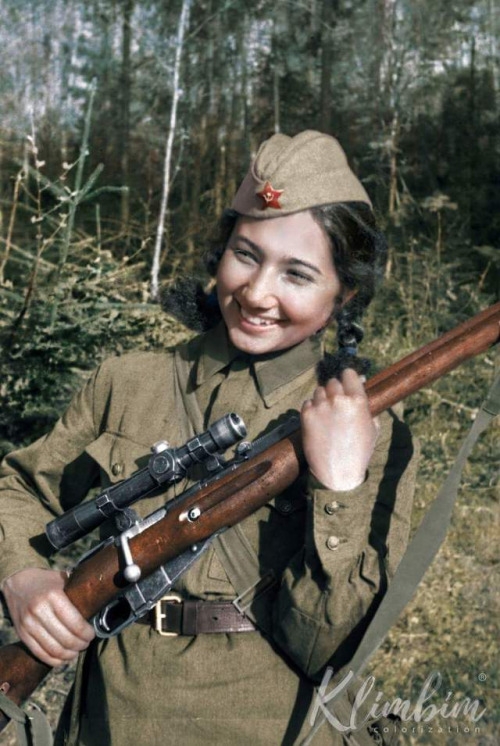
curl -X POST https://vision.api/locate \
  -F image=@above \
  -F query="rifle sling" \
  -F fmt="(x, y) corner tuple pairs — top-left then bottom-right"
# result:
(173, 350), (276, 634)
(302, 373), (500, 745)
(0, 693), (53, 746)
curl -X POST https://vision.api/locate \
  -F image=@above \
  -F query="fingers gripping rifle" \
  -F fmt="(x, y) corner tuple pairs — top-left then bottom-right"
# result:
(47, 411), (250, 634)
(48, 410), (300, 639)
(0, 302), (499, 733)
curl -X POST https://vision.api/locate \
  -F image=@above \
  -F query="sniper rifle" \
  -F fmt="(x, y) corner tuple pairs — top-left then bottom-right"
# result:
(0, 301), (498, 733)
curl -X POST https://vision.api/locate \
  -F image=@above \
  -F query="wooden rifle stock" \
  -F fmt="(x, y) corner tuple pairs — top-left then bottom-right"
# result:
(0, 302), (499, 731)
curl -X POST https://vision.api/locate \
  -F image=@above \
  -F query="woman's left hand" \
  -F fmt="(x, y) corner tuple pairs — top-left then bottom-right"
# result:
(300, 368), (379, 491)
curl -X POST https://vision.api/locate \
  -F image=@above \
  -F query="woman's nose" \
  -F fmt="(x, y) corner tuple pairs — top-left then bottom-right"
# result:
(240, 269), (276, 308)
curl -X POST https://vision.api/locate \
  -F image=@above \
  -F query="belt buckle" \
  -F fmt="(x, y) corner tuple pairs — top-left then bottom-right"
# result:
(155, 593), (182, 637)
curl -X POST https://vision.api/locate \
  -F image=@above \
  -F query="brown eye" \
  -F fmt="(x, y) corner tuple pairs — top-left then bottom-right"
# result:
(233, 248), (258, 264)
(287, 269), (314, 284)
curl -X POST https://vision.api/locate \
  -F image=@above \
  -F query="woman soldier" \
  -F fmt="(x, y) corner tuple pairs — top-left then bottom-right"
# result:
(0, 131), (418, 745)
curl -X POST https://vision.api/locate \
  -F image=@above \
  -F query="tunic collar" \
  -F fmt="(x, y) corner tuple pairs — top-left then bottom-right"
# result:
(195, 321), (322, 398)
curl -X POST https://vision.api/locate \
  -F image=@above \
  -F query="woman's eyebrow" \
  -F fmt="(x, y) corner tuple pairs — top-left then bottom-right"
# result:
(233, 236), (262, 254)
(233, 235), (322, 275)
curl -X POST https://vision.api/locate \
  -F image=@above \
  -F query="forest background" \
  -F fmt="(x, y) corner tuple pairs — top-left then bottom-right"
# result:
(0, 0), (498, 744)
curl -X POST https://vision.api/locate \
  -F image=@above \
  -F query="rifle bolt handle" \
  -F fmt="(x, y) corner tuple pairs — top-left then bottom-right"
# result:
(124, 564), (142, 583)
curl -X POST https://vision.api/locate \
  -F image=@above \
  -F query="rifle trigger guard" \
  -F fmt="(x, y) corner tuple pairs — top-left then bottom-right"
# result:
(92, 535), (217, 639)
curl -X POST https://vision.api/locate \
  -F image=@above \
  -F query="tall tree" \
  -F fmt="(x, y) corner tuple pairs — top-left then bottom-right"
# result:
(119, 0), (134, 239)
(319, 0), (338, 132)
(150, 0), (192, 300)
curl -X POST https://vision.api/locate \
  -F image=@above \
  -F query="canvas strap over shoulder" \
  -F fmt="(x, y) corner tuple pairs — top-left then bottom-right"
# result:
(0, 693), (53, 746)
(303, 373), (500, 745)
(173, 349), (275, 634)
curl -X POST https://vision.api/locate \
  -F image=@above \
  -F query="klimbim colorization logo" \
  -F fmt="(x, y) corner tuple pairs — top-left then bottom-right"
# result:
(310, 669), (486, 733)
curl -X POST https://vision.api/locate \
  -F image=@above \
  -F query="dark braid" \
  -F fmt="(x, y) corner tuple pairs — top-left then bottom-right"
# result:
(311, 202), (387, 383)
(160, 276), (221, 333)
(336, 308), (364, 353)
(316, 302), (371, 385)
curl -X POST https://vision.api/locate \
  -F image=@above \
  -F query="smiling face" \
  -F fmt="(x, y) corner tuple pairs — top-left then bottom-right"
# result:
(216, 211), (343, 355)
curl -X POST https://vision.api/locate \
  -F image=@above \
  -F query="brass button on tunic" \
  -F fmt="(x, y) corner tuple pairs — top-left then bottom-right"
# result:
(0, 322), (419, 746)
(325, 500), (341, 515)
(326, 535), (341, 550)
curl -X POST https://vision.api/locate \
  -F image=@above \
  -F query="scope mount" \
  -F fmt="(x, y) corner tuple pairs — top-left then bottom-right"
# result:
(45, 413), (246, 550)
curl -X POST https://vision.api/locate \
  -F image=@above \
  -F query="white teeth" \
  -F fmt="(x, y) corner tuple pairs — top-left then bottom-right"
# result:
(239, 307), (278, 326)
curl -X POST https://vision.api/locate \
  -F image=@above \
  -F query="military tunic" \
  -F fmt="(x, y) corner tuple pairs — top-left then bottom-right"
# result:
(0, 323), (418, 745)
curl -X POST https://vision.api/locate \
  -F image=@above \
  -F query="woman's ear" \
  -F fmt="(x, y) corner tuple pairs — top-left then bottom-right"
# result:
(339, 288), (357, 308)
(330, 289), (356, 320)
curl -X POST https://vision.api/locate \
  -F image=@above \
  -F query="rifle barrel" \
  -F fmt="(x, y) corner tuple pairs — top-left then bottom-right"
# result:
(0, 302), (498, 729)
(367, 301), (500, 415)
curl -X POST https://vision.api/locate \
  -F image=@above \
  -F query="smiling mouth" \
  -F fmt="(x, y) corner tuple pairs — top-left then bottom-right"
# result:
(238, 304), (283, 328)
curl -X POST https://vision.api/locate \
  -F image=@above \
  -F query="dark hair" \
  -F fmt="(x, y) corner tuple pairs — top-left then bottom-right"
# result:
(309, 202), (387, 383)
(161, 203), (387, 383)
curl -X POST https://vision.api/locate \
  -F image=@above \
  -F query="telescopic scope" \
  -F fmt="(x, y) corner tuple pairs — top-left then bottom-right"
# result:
(46, 413), (246, 550)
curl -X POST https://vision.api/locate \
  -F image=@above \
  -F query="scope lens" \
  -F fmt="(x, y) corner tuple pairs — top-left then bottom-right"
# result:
(228, 413), (246, 438)
(208, 413), (247, 451)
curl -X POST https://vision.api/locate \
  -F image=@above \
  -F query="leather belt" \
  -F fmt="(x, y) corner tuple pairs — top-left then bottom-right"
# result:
(137, 594), (257, 636)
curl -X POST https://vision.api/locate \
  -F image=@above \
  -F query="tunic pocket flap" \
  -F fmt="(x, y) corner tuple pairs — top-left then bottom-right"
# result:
(85, 431), (150, 483)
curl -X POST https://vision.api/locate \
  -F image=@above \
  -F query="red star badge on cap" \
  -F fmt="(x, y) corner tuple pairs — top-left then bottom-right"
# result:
(256, 181), (283, 210)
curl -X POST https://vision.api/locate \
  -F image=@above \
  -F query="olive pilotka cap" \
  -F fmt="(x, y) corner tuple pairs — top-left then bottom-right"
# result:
(231, 130), (372, 216)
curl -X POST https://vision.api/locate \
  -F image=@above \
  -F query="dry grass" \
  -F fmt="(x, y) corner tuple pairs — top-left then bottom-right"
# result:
(0, 297), (498, 745)
(367, 356), (499, 744)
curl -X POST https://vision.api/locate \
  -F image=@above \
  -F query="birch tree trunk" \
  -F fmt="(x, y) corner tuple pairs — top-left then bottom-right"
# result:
(272, 15), (281, 134)
(120, 0), (134, 244)
(150, 0), (191, 300)
(488, 0), (499, 97)
(388, 110), (400, 218)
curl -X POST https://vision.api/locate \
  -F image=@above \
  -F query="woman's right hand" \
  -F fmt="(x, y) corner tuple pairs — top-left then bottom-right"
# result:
(1, 568), (95, 667)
